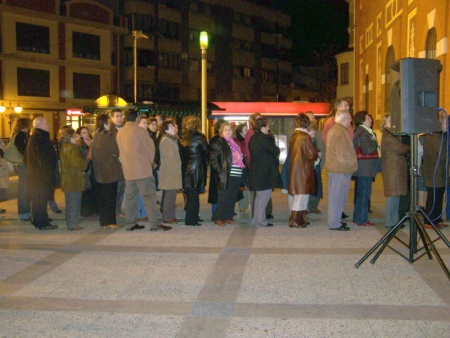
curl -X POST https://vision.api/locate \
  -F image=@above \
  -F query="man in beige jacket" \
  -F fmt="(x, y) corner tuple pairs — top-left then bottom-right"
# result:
(325, 110), (357, 231)
(116, 110), (171, 232)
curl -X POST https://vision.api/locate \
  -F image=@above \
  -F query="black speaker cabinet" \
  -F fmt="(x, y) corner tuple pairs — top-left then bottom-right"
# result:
(389, 57), (442, 134)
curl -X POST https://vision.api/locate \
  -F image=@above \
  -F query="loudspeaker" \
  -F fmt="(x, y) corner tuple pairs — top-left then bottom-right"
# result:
(389, 58), (442, 134)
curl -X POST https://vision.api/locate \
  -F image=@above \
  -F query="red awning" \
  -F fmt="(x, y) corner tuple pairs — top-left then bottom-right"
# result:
(211, 102), (330, 117)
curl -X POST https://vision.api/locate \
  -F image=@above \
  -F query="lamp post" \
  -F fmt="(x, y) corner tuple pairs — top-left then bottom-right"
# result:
(0, 102), (22, 135)
(132, 30), (149, 104)
(200, 31), (208, 134)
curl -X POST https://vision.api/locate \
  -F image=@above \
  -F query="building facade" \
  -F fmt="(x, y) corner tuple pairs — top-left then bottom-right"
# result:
(350, 0), (449, 122)
(122, 0), (292, 103)
(0, 0), (128, 138)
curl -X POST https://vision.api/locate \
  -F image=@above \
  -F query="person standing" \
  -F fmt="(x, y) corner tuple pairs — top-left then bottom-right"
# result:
(288, 114), (318, 228)
(380, 114), (410, 228)
(249, 117), (281, 227)
(234, 122), (250, 214)
(179, 116), (209, 226)
(305, 111), (324, 214)
(352, 111), (380, 226)
(208, 119), (226, 215)
(210, 122), (246, 226)
(90, 114), (123, 229)
(422, 111), (449, 229)
(109, 109), (125, 216)
(116, 110), (171, 232)
(58, 127), (87, 231)
(25, 117), (58, 231)
(10, 118), (32, 221)
(158, 118), (182, 224)
(325, 110), (357, 231)
(76, 126), (97, 218)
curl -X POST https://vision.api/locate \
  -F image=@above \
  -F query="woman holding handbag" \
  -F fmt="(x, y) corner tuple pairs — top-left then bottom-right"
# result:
(352, 111), (380, 226)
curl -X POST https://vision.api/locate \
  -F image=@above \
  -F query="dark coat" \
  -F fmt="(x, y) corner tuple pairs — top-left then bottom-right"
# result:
(288, 129), (318, 195)
(207, 134), (221, 203)
(25, 128), (58, 200)
(179, 130), (209, 190)
(353, 126), (380, 177)
(423, 132), (448, 187)
(209, 137), (232, 190)
(248, 132), (281, 191)
(14, 130), (29, 156)
(91, 129), (124, 184)
(381, 130), (410, 197)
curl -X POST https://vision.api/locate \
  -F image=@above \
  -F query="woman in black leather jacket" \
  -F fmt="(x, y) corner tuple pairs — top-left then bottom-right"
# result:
(210, 122), (246, 226)
(179, 116), (209, 225)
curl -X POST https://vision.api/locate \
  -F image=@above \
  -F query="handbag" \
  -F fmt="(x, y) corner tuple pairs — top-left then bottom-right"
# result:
(3, 134), (23, 165)
(356, 145), (378, 160)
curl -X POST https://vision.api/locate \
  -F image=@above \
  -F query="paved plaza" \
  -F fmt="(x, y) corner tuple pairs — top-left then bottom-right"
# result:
(0, 175), (449, 337)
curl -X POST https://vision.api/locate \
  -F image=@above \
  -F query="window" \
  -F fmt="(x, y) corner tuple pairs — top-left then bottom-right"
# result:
(240, 67), (253, 78)
(132, 13), (155, 33)
(73, 32), (100, 60)
(384, 46), (396, 113)
(17, 68), (50, 97)
(158, 19), (180, 40)
(340, 62), (349, 85)
(124, 48), (158, 67)
(263, 70), (275, 82)
(16, 22), (50, 54)
(160, 53), (179, 70)
(425, 28), (437, 59)
(73, 73), (100, 99)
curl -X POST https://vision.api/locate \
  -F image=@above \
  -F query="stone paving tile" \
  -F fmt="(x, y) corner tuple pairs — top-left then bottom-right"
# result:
(0, 249), (53, 280)
(12, 252), (219, 302)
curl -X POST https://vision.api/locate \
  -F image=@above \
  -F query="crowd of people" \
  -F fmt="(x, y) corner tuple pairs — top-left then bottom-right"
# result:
(3, 97), (449, 232)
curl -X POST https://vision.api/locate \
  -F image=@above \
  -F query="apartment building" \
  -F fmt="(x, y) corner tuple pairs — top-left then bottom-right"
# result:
(0, 0), (128, 138)
(121, 0), (292, 104)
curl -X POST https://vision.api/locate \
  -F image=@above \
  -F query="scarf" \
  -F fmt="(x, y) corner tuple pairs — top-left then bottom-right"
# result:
(360, 125), (381, 156)
(223, 136), (245, 168)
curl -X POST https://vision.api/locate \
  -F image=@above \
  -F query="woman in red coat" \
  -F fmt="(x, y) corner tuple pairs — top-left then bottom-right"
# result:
(288, 114), (318, 228)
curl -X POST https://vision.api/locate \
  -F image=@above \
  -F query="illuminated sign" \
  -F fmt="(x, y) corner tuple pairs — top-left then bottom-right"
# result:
(66, 109), (83, 116)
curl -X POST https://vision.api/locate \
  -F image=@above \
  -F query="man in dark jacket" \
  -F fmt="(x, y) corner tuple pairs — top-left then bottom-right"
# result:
(25, 117), (58, 231)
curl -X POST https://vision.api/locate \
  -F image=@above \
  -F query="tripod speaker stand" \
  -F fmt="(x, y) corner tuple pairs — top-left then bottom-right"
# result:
(355, 134), (450, 281)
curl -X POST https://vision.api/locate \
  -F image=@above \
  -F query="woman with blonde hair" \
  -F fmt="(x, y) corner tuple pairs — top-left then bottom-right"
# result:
(380, 114), (410, 228)
(58, 127), (87, 230)
(10, 117), (32, 221)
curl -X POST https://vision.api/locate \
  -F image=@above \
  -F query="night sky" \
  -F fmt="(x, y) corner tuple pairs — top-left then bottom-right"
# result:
(253, 0), (350, 65)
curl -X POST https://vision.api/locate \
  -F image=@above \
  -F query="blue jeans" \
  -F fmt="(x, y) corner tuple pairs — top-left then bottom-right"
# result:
(353, 176), (372, 224)
(16, 164), (30, 219)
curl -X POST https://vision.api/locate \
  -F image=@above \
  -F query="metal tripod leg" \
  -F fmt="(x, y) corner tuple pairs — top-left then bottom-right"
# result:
(354, 213), (409, 268)
(416, 209), (450, 280)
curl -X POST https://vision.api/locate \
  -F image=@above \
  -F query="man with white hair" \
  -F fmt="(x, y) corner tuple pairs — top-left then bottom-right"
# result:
(25, 117), (58, 231)
(324, 110), (357, 231)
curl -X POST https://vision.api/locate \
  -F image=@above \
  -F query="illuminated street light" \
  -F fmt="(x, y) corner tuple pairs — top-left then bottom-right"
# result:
(200, 31), (208, 134)
(0, 102), (22, 134)
(132, 30), (149, 104)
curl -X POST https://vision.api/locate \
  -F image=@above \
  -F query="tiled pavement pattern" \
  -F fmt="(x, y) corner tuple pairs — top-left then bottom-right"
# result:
(0, 176), (449, 338)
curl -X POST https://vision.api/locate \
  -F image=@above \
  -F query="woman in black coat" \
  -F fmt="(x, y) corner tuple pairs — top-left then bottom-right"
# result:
(249, 117), (281, 227)
(210, 122), (246, 226)
(179, 116), (209, 225)
(352, 111), (380, 226)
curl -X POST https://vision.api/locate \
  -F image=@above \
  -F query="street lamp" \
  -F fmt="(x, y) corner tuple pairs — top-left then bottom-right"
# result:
(200, 31), (208, 134)
(132, 30), (149, 104)
(0, 102), (22, 134)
